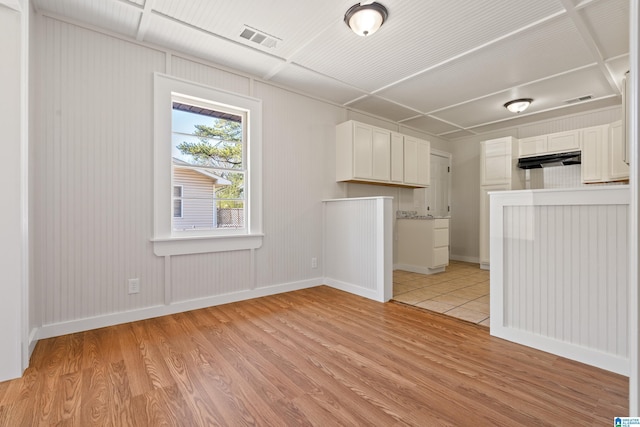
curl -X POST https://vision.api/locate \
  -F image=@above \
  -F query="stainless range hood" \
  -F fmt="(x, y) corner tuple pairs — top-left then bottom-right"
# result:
(517, 151), (581, 169)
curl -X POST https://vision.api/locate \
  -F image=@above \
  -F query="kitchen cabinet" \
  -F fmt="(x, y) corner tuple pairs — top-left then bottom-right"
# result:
(581, 121), (628, 183)
(390, 132), (404, 183)
(337, 120), (390, 182)
(480, 137), (521, 186)
(397, 218), (449, 274)
(519, 130), (580, 158)
(479, 137), (523, 269)
(336, 120), (430, 188)
(609, 120), (629, 180)
(403, 135), (430, 186)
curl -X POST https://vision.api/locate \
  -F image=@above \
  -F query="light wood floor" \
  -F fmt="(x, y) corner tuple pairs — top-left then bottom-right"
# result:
(0, 286), (627, 426)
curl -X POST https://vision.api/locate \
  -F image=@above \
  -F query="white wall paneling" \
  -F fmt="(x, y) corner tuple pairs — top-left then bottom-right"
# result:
(490, 187), (630, 375)
(30, 15), (346, 346)
(323, 197), (393, 303)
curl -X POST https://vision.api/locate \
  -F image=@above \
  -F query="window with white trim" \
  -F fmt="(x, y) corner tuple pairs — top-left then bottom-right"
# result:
(153, 73), (263, 256)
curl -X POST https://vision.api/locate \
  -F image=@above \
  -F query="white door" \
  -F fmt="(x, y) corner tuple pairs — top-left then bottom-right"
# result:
(426, 153), (451, 217)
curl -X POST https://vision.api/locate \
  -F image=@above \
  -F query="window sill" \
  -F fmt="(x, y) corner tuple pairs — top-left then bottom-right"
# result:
(152, 233), (263, 256)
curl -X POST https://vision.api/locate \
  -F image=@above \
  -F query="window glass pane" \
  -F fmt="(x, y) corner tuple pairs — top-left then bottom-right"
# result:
(215, 171), (244, 204)
(173, 185), (182, 197)
(171, 102), (246, 232)
(216, 200), (244, 229)
(171, 134), (242, 170)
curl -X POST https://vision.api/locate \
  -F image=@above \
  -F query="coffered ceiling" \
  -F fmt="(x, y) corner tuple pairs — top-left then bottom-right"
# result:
(31, 0), (629, 140)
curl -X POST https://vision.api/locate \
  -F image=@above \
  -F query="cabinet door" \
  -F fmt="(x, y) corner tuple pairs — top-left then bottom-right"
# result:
(581, 125), (606, 183)
(432, 247), (449, 268)
(547, 130), (580, 153)
(390, 132), (404, 182)
(404, 136), (430, 186)
(353, 123), (374, 179)
(519, 135), (546, 157)
(352, 123), (390, 181)
(371, 128), (391, 181)
(481, 138), (510, 185)
(609, 121), (629, 180)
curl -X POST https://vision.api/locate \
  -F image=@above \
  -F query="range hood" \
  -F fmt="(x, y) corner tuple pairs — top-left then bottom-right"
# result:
(517, 151), (581, 169)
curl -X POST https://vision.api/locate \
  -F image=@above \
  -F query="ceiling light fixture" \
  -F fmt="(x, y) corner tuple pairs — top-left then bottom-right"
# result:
(504, 98), (533, 114)
(344, 2), (388, 37)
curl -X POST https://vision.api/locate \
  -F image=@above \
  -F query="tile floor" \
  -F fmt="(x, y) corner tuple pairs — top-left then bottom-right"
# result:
(392, 260), (490, 326)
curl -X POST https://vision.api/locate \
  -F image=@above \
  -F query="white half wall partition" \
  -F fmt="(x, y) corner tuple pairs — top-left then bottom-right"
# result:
(323, 197), (393, 303)
(490, 186), (630, 375)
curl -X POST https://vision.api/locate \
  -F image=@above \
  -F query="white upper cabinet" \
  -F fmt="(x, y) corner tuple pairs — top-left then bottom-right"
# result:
(349, 122), (390, 181)
(581, 125), (606, 183)
(390, 132), (404, 183)
(480, 137), (522, 187)
(336, 120), (430, 188)
(518, 135), (546, 157)
(519, 130), (580, 158)
(609, 120), (629, 181)
(582, 121), (629, 183)
(404, 136), (430, 186)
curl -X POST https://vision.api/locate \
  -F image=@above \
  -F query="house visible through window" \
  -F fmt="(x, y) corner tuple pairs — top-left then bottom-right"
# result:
(171, 98), (246, 232)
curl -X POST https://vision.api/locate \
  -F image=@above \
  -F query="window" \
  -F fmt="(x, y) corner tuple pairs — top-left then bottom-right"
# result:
(171, 99), (246, 231)
(172, 185), (183, 218)
(153, 73), (263, 256)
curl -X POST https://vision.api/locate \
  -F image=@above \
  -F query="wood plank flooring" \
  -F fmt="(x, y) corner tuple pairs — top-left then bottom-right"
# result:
(0, 286), (628, 426)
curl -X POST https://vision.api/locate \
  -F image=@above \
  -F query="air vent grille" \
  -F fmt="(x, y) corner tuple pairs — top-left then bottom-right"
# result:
(564, 94), (593, 104)
(239, 26), (280, 48)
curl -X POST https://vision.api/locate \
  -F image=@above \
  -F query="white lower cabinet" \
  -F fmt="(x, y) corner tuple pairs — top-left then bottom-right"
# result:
(397, 218), (449, 274)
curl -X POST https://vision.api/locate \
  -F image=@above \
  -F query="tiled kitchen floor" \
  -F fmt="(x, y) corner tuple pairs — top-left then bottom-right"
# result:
(392, 260), (490, 327)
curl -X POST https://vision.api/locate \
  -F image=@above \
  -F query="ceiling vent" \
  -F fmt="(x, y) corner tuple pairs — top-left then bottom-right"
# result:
(239, 26), (280, 48)
(564, 94), (593, 104)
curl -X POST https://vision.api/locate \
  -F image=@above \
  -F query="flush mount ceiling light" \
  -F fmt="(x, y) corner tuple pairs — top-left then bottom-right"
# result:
(344, 2), (388, 36)
(504, 98), (533, 114)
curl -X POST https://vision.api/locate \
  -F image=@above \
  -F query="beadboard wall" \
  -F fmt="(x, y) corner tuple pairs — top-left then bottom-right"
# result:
(31, 14), (349, 339)
(490, 188), (629, 374)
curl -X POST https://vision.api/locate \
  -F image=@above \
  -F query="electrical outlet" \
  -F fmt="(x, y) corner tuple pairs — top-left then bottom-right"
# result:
(311, 257), (318, 269)
(128, 278), (140, 294)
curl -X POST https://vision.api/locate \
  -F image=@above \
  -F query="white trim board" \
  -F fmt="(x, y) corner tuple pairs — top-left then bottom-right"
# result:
(36, 278), (321, 341)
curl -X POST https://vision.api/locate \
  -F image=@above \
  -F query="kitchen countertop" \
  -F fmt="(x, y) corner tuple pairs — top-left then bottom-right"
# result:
(396, 211), (450, 220)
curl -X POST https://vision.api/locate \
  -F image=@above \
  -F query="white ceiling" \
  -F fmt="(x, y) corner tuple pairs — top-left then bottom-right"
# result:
(31, 0), (630, 140)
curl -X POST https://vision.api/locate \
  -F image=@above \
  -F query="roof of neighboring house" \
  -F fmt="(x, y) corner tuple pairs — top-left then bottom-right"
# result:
(172, 158), (232, 186)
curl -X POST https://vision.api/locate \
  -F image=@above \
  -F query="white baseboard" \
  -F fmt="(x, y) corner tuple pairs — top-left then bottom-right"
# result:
(394, 263), (445, 275)
(324, 278), (387, 303)
(36, 278), (322, 341)
(449, 254), (480, 264)
(28, 328), (38, 358)
(491, 325), (629, 376)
